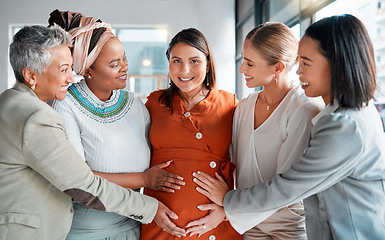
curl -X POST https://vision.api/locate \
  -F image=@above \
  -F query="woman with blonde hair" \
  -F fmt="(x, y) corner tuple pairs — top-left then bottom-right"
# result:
(194, 15), (385, 240)
(190, 22), (323, 239)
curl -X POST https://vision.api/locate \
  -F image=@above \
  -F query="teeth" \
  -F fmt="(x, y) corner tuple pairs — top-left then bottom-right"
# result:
(300, 82), (309, 86)
(118, 75), (127, 79)
(59, 86), (69, 91)
(180, 77), (193, 81)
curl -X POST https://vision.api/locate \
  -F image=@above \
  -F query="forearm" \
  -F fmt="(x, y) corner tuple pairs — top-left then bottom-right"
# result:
(92, 171), (146, 189)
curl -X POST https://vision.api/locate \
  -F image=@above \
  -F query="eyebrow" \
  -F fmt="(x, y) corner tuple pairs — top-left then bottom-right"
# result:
(299, 56), (313, 62)
(243, 56), (254, 63)
(171, 56), (202, 60)
(109, 59), (120, 64)
(59, 63), (71, 68)
(109, 52), (127, 64)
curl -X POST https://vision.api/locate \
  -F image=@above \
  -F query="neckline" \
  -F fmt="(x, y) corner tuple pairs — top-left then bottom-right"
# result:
(175, 88), (216, 112)
(253, 85), (297, 131)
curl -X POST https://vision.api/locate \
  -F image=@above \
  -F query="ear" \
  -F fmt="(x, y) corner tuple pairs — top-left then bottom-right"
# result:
(275, 61), (286, 74)
(206, 62), (210, 73)
(22, 67), (38, 88)
(84, 69), (92, 80)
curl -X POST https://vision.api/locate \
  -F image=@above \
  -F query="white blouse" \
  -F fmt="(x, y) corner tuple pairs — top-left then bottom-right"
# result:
(228, 86), (324, 233)
(52, 80), (151, 173)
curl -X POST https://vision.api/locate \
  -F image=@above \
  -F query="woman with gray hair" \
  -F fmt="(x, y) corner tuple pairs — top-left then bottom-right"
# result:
(0, 25), (185, 240)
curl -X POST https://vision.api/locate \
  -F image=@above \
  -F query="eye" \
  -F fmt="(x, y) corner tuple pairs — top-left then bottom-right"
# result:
(173, 59), (181, 63)
(61, 68), (69, 73)
(191, 59), (199, 64)
(247, 63), (253, 67)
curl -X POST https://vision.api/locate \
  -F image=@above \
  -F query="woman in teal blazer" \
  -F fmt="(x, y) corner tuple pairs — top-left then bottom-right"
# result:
(193, 14), (385, 239)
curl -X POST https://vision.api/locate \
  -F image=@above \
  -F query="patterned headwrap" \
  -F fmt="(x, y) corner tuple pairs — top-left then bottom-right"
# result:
(48, 10), (115, 75)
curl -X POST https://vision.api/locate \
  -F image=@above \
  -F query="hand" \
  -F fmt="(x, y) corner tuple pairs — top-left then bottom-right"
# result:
(193, 171), (228, 206)
(185, 203), (226, 237)
(144, 160), (185, 192)
(154, 201), (186, 237)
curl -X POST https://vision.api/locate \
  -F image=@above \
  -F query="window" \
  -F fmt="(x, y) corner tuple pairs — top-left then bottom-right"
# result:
(315, 0), (385, 131)
(113, 27), (169, 99)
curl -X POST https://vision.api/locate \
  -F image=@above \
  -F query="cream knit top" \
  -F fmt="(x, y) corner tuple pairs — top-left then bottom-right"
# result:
(52, 80), (150, 173)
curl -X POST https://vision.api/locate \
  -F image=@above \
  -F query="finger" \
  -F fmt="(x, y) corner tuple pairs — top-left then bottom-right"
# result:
(161, 181), (183, 191)
(195, 186), (210, 198)
(185, 217), (205, 228)
(162, 175), (185, 186)
(168, 225), (186, 237)
(164, 221), (186, 236)
(186, 225), (205, 236)
(164, 171), (184, 181)
(215, 172), (226, 183)
(193, 171), (215, 185)
(193, 176), (211, 190)
(156, 160), (173, 169)
(166, 209), (178, 220)
(197, 203), (215, 211)
(158, 186), (176, 193)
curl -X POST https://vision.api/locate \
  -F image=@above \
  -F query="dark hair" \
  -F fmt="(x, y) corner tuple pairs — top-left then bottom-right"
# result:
(305, 14), (376, 109)
(160, 28), (216, 112)
(48, 9), (106, 55)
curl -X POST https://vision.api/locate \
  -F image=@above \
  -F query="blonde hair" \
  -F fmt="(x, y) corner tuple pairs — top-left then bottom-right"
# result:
(245, 22), (298, 71)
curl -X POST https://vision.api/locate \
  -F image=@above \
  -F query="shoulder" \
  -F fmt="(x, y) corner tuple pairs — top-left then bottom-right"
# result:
(288, 86), (324, 118)
(214, 89), (237, 106)
(147, 90), (164, 102)
(314, 109), (361, 140)
(235, 91), (258, 115)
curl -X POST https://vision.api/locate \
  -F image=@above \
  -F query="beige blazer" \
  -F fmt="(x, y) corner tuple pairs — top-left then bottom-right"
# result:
(0, 82), (158, 240)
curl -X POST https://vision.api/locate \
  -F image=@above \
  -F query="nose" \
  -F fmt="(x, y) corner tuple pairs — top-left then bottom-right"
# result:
(296, 65), (301, 76)
(180, 63), (190, 74)
(239, 61), (246, 74)
(68, 71), (75, 84)
(121, 59), (128, 72)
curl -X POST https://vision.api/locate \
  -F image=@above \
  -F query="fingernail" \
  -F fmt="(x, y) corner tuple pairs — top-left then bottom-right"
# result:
(197, 205), (202, 210)
(192, 172), (196, 176)
(193, 178), (197, 182)
(197, 171), (201, 174)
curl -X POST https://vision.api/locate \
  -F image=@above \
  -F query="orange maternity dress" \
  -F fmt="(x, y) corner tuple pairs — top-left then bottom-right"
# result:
(141, 89), (241, 240)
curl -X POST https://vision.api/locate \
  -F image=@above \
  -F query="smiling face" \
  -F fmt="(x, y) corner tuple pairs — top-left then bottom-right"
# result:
(238, 40), (277, 88)
(168, 42), (208, 96)
(297, 35), (331, 104)
(34, 46), (74, 102)
(86, 37), (128, 101)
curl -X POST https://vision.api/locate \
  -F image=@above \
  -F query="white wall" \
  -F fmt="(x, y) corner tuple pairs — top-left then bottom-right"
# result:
(0, 0), (235, 93)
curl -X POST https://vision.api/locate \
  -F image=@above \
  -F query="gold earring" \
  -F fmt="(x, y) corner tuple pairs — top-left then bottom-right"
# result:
(274, 75), (278, 84)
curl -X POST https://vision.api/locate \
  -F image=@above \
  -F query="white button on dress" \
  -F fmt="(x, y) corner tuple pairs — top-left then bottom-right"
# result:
(184, 112), (191, 117)
(209, 235), (216, 240)
(196, 132), (202, 139)
(210, 161), (216, 168)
